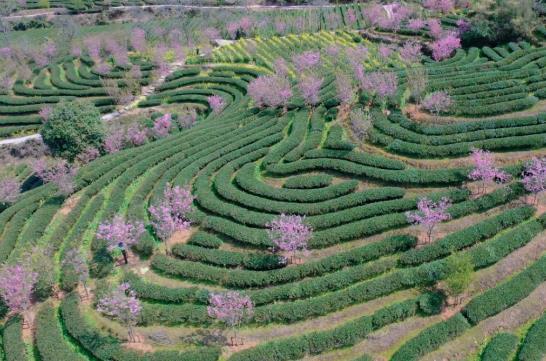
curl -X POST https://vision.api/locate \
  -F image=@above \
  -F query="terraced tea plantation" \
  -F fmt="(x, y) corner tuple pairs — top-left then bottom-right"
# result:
(1, 2), (546, 361)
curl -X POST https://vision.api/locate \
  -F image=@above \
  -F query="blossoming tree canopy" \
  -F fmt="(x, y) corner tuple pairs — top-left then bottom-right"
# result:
(522, 157), (546, 203)
(97, 282), (141, 341)
(0, 264), (37, 317)
(468, 148), (511, 192)
(96, 216), (145, 263)
(208, 291), (254, 344)
(266, 214), (313, 259)
(0, 177), (21, 204)
(406, 197), (452, 243)
(149, 184), (194, 253)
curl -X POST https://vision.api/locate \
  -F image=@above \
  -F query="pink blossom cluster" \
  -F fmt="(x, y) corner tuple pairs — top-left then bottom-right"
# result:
(292, 51), (321, 73)
(207, 95), (225, 114)
(431, 33), (461, 61)
(76, 147), (100, 164)
(378, 44), (394, 59)
(335, 73), (356, 106)
(208, 291), (254, 328)
(130, 28), (147, 53)
(522, 157), (546, 199)
(428, 19), (444, 39)
(148, 184), (194, 241)
(103, 128), (126, 154)
(399, 41), (422, 63)
(0, 177), (21, 204)
(298, 75), (323, 107)
(32, 159), (77, 196)
(248, 75), (292, 109)
(203, 27), (221, 41)
(0, 264), (37, 315)
(38, 105), (52, 122)
(359, 71), (398, 99)
(346, 8), (358, 26)
(366, 3), (412, 30)
(468, 148), (512, 190)
(266, 214), (312, 254)
(408, 18), (426, 31)
(84, 37), (102, 60)
(406, 197), (452, 242)
(423, 0), (455, 13)
(422, 91), (452, 114)
(96, 215), (145, 251)
(97, 283), (141, 329)
(153, 113), (173, 138)
(105, 39), (129, 66)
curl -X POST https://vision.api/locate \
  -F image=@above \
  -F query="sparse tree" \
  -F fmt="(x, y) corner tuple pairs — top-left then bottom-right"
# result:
(208, 291), (254, 346)
(468, 148), (511, 194)
(522, 157), (546, 204)
(406, 197), (452, 243)
(97, 283), (141, 342)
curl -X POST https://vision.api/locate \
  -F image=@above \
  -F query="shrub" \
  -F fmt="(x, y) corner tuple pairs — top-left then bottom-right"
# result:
(481, 333), (519, 361)
(40, 100), (105, 160)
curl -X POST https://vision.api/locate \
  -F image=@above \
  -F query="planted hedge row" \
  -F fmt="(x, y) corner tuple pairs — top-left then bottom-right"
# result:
(390, 313), (471, 361)
(283, 174), (333, 189)
(462, 254), (546, 325)
(228, 298), (421, 361)
(517, 312), (546, 361)
(3, 316), (27, 361)
(399, 205), (535, 266)
(35, 303), (87, 361)
(153, 234), (415, 288)
(236, 163), (359, 203)
(60, 293), (221, 361)
(480, 333), (519, 361)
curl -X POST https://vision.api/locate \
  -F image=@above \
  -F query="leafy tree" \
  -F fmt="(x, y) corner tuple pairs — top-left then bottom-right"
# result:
(443, 254), (474, 305)
(462, 0), (539, 47)
(40, 100), (105, 161)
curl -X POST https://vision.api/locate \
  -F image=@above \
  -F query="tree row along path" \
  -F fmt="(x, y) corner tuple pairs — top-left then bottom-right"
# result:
(4, 3), (338, 21)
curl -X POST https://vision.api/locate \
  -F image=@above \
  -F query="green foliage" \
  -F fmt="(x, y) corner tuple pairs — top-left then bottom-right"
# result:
(517, 312), (546, 360)
(390, 313), (471, 361)
(481, 333), (519, 361)
(40, 100), (104, 160)
(444, 254), (474, 298)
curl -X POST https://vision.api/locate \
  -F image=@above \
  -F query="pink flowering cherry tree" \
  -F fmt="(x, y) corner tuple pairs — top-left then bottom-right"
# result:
(33, 159), (77, 196)
(468, 148), (511, 194)
(0, 264), (37, 326)
(522, 157), (546, 204)
(148, 184), (194, 254)
(292, 51), (321, 74)
(96, 216), (145, 264)
(422, 91), (452, 117)
(0, 177), (21, 205)
(431, 33), (461, 61)
(207, 95), (225, 114)
(152, 113), (172, 138)
(406, 197), (452, 244)
(208, 291), (254, 346)
(359, 71), (398, 111)
(62, 249), (90, 297)
(248, 75), (292, 111)
(97, 283), (141, 342)
(297, 75), (323, 108)
(335, 73), (357, 110)
(266, 214), (312, 264)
